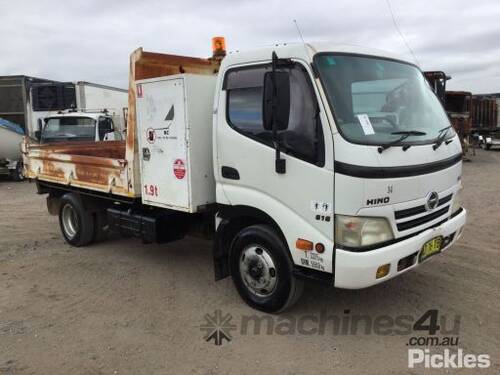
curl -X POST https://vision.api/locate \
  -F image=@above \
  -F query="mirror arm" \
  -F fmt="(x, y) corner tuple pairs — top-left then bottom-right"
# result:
(271, 51), (286, 174)
(274, 141), (286, 174)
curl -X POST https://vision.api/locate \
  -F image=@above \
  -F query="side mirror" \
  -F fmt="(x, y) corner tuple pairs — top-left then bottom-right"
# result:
(262, 71), (290, 131)
(35, 118), (43, 141)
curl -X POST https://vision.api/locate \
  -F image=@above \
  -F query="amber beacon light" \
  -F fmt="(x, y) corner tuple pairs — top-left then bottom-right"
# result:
(211, 36), (226, 58)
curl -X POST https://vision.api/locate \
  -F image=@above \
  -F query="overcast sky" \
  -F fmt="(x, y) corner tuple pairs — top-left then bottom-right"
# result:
(1, 0), (499, 93)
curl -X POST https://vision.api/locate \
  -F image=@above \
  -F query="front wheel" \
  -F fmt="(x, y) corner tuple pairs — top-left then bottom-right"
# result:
(229, 224), (303, 313)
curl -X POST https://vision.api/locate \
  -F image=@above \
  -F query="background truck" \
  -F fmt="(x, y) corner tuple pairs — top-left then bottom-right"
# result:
(37, 110), (123, 144)
(469, 94), (500, 150)
(0, 76), (128, 137)
(0, 118), (25, 180)
(424, 71), (474, 156)
(0, 75), (56, 132)
(30, 81), (128, 137)
(471, 95), (498, 132)
(23, 39), (466, 312)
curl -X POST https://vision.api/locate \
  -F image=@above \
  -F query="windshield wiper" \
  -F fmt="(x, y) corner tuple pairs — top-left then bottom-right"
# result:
(378, 131), (427, 154)
(433, 125), (453, 150)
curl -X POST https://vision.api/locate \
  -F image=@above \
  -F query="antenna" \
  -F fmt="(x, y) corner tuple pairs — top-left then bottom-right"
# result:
(385, 0), (420, 66)
(293, 19), (312, 60)
(293, 19), (306, 44)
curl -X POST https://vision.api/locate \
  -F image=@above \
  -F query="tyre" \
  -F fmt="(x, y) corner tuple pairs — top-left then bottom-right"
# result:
(229, 224), (303, 313)
(485, 144), (492, 150)
(59, 193), (95, 247)
(10, 162), (24, 182)
(92, 211), (109, 243)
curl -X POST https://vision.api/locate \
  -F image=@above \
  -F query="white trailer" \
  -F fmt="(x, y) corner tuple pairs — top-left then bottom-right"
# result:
(23, 41), (467, 313)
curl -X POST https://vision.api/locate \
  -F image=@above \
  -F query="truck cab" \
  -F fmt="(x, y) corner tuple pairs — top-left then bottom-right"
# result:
(212, 43), (466, 308)
(38, 111), (122, 143)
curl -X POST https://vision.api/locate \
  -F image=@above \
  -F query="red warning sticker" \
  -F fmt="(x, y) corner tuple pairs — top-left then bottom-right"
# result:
(173, 159), (186, 179)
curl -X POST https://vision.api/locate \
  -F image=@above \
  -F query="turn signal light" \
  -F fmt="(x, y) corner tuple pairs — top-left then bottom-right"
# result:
(376, 264), (390, 279)
(296, 238), (313, 251)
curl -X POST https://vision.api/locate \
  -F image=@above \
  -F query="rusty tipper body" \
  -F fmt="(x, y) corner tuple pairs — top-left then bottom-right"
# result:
(23, 48), (221, 198)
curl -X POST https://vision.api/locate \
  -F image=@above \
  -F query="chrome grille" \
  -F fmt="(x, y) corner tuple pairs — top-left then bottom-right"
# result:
(394, 194), (452, 232)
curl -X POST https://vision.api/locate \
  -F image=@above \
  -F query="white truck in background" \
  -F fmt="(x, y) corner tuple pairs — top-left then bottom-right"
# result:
(23, 39), (467, 313)
(29, 81), (128, 137)
(36, 110), (123, 143)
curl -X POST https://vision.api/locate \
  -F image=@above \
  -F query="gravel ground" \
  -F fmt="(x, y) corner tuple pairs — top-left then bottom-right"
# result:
(0, 150), (499, 374)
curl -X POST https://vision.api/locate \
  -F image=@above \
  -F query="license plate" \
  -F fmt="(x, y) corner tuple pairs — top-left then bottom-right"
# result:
(419, 236), (443, 262)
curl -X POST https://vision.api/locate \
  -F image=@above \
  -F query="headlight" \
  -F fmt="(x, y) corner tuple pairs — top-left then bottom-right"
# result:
(452, 189), (462, 214)
(335, 215), (394, 248)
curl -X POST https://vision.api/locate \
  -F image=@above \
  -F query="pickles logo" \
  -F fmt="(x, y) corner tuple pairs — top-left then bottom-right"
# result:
(200, 310), (236, 346)
(406, 310), (490, 369)
(408, 349), (490, 369)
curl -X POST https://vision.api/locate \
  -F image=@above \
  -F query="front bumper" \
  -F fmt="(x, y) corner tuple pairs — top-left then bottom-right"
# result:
(334, 208), (466, 289)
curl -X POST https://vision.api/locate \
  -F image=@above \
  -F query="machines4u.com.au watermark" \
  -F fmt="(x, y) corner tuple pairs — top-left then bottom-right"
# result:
(199, 308), (491, 369)
(406, 309), (490, 369)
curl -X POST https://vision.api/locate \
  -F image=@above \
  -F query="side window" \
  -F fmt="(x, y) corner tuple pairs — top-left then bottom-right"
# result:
(226, 67), (268, 136)
(225, 64), (324, 165)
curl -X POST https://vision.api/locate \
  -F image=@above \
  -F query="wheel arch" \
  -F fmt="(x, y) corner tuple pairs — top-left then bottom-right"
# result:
(213, 204), (290, 281)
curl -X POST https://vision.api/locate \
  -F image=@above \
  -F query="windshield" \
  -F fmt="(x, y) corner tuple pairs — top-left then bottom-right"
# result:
(42, 116), (96, 142)
(314, 54), (454, 145)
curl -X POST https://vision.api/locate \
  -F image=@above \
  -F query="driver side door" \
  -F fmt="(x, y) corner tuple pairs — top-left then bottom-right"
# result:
(215, 61), (335, 274)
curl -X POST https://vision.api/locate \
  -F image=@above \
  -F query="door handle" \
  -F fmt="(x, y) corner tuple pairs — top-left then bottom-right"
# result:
(221, 166), (240, 180)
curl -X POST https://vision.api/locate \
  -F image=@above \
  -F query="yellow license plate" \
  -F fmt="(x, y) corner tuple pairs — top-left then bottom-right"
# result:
(419, 236), (443, 262)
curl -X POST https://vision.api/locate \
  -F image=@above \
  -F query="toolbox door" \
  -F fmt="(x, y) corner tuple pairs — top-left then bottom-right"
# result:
(136, 78), (190, 210)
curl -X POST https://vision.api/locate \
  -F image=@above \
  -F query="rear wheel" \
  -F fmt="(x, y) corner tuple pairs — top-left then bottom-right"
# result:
(59, 193), (95, 247)
(10, 162), (24, 181)
(229, 224), (303, 313)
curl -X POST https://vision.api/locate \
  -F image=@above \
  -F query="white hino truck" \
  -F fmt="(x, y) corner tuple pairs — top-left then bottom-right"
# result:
(23, 39), (467, 312)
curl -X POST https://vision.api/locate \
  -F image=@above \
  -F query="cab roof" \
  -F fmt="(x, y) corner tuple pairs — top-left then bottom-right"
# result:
(221, 42), (414, 69)
(45, 111), (110, 120)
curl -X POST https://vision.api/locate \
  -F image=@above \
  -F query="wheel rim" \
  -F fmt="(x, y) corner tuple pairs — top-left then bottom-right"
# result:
(239, 244), (278, 297)
(61, 204), (78, 239)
